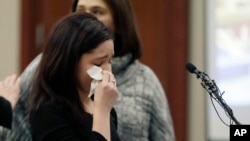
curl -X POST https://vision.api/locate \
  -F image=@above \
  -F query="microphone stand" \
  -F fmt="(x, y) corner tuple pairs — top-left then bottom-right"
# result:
(194, 71), (241, 125)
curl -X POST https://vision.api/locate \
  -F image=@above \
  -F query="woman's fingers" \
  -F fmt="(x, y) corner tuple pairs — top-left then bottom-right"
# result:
(0, 73), (21, 109)
(95, 70), (118, 104)
(109, 73), (116, 86)
(3, 75), (11, 85)
(2, 74), (19, 86)
(14, 75), (21, 87)
(101, 70), (116, 85)
(101, 71), (110, 84)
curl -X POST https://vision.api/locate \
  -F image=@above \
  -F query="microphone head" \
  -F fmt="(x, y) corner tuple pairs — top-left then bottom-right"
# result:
(186, 63), (197, 74)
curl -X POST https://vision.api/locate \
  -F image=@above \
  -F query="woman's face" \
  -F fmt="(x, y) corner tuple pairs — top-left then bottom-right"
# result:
(76, 0), (115, 33)
(77, 39), (114, 95)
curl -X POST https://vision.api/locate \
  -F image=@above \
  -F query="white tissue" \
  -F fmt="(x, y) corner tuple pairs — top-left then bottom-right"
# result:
(87, 66), (103, 97)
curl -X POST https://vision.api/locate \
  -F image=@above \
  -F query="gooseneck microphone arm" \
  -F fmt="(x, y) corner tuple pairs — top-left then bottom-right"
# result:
(186, 63), (241, 125)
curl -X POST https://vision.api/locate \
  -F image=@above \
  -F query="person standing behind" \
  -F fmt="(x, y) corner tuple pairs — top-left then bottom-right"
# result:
(29, 12), (120, 141)
(2, 0), (175, 141)
(0, 74), (21, 129)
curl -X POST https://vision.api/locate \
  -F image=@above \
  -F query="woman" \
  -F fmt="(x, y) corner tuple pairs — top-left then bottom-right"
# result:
(0, 74), (21, 129)
(73, 0), (176, 141)
(29, 12), (120, 141)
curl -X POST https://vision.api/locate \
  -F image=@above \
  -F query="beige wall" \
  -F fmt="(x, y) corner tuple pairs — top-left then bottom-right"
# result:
(188, 0), (207, 141)
(0, 1), (20, 80)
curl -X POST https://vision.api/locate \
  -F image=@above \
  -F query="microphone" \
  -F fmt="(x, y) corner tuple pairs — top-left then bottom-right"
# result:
(186, 62), (218, 97)
(186, 63), (212, 85)
(186, 62), (200, 74)
(186, 63), (218, 94)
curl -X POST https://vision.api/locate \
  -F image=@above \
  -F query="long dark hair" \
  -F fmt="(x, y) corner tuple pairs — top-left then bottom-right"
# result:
(29, 12), (113, 120)
(72, 0), (142, 63)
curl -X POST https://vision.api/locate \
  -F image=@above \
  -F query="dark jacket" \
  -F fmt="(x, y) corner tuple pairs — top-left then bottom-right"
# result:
(0, 96), (12, 129)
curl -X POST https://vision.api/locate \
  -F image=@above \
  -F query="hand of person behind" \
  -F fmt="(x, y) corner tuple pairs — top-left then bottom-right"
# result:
(94, 70), (118, 113)
(0, 74), (21, 109)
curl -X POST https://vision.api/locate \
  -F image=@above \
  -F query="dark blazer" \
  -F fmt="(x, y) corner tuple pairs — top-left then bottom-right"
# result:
(0, 96), (12, 129)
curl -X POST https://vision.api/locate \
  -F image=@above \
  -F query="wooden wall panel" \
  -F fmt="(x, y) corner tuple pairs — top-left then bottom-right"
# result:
(21, 0), (72, 71)
(21, 0), (36, 71)
(131, 1), (188, 141)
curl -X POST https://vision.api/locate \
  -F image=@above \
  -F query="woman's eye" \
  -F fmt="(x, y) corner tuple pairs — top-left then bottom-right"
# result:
(95, 63), (102, 67)
(92, 10), (103, 15)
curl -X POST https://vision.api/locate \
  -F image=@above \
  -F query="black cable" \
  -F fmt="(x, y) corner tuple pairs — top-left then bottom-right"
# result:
(198, 71), (241, 125)
(210, 96), (230, 127)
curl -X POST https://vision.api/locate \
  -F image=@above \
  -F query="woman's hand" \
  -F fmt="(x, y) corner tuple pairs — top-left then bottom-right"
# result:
(0, 74), (21, 109)
(94, 70), (118, 113)
(92, 70), (118, 141)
